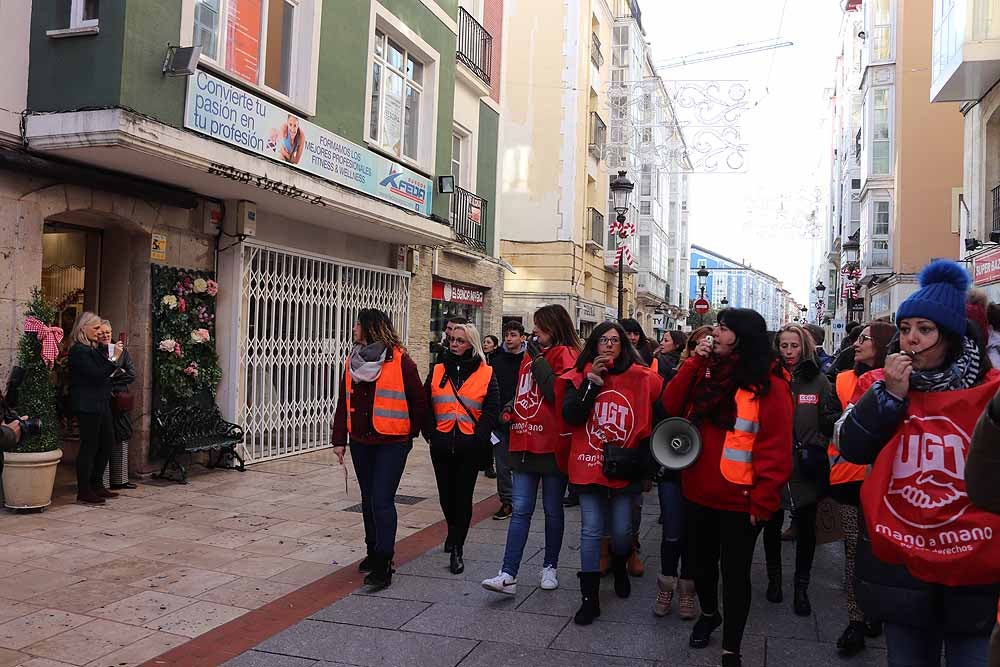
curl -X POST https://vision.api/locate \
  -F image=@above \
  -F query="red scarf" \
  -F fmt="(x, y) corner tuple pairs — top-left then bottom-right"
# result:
(688, 354), (742, 430)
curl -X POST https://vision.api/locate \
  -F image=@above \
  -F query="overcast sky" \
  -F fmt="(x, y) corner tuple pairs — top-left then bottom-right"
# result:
(639, 0), (844, 303)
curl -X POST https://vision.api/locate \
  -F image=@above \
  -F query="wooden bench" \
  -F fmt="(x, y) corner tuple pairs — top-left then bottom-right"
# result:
(154, 399), (245, 484)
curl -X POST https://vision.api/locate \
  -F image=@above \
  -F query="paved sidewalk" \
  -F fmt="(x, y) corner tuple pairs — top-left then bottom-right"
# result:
(224, 498), (889, 667)
(0, 440), (496, 667)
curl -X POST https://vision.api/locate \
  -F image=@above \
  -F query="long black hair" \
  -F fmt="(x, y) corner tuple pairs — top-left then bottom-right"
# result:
(620, 318), (654, 364)
(717, 308), (781, 396)
(574, 321), (645, 372)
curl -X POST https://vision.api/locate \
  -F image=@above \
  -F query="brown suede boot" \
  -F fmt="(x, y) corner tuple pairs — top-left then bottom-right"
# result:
(627, 537), (645, 577)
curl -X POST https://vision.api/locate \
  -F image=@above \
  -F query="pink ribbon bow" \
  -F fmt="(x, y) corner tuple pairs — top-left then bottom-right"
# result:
(23, 317), (64, 369)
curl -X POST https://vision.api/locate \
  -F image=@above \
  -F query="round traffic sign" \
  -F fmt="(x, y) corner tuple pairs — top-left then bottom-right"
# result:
(694, 299), (710, 315)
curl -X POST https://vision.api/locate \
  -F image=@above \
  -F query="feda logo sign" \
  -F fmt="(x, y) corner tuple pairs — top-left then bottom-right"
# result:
(380, 167), (427, 207)
(884, 415), (970, 530)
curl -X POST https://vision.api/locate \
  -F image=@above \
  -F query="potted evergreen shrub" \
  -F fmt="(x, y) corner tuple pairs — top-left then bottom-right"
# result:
(3, 289), (62, 509)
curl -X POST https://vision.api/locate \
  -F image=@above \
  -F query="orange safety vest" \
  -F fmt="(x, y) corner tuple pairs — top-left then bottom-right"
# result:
(431, 362), (493, 435)
(719, 388), (760, 485)
(827, 370), (867, 485)
(343, 348), (410, 437)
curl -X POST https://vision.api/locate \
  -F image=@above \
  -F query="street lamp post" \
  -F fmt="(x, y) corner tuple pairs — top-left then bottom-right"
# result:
(610, 170), (635, 321)
(842, 236), (861, 323)
(696, 266), (709, 326)
(815, 280), (826, 324)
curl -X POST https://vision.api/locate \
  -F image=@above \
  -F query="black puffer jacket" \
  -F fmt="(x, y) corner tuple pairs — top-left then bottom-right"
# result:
(840, 378), (1000, 635)
(423, 351), (500, 450)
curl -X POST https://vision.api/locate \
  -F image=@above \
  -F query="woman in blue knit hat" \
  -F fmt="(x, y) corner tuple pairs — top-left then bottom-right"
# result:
(836, 259), (1000, 666)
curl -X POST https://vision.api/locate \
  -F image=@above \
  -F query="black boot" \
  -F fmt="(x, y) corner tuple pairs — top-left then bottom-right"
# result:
(689, 612), (723, 648)
(358, 546), (375, 573)
(721, 653), (742, 667)
(837, 621), (867, 656)
(864, 620), (883, 638)
(449, 545), (465, 574)
(574, 572), (601, 625)
(793, 575), (811, 616)
(765, 565), (783, 603)
(363, 553), (393, 591)
(611, 553), (631, 598)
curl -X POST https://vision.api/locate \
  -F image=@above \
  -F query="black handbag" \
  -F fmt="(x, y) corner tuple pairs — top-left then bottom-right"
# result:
(602, 441), (642, 480)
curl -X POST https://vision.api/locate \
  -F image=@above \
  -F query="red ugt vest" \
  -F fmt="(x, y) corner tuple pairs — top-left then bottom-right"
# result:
(860, 368), (1000, 586)
(564, 363), (659, 490)
(509, 345), (578, 455)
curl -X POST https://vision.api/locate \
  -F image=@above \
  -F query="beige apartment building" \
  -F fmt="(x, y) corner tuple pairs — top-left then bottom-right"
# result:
(855, 0), (963, 320)
(931, 0), (1000, 302)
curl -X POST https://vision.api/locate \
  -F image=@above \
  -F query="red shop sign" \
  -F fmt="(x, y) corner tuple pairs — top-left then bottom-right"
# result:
(973, 246), (1000, 286)
(432, 280), (485, 307)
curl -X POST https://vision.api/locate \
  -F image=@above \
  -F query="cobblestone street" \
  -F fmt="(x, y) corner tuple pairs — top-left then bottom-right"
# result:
(224, 496), (888, 667)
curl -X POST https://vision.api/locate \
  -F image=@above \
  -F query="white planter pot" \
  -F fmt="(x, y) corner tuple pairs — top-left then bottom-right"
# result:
(2, 449), (63, 509)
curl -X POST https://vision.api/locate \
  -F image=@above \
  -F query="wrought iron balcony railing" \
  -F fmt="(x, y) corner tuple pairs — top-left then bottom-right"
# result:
(591, 32), (604, 68)
(588, 112), (607, 160)
(450, 186), (488, 253)
(457, 8), (493, 86)
(586, 207), (605, 249)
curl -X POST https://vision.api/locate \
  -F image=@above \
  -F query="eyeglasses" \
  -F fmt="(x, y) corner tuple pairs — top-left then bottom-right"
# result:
(857, 334), (873, 344)
(599, 337), (621, 345)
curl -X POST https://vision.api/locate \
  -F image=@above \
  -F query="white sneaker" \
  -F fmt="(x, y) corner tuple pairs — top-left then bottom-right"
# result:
(540, 566), (559, 590)
(482, 571), (517, 595)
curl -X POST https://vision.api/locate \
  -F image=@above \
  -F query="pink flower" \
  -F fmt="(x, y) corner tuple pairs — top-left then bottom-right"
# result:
(183, 362), (199, 378)
(178, 297), (187, 313)
(206, 280), (219, 297)
(173, 342), (182, 358)
(190, 328), (211, 344)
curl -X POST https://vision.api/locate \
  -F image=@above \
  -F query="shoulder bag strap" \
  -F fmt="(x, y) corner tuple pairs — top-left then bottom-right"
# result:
(446, 375), (479, 426)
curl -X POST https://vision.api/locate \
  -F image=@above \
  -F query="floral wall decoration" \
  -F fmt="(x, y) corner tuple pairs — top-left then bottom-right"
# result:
(151, 265), (222, 408)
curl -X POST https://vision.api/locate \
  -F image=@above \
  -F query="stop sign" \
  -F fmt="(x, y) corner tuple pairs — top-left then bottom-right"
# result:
(694, 298), (710, 315)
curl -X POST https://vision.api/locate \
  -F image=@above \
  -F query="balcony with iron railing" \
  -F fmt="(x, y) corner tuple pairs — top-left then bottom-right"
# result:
(586, 207), (605, 250)
(992, 183), (1000, 237)
(591, 32), (604, 68)
(931, 0), (1000, 102)
(450, 186), (488, 253)
(457, 7), (493, 86)
(588, 112), (607, 160)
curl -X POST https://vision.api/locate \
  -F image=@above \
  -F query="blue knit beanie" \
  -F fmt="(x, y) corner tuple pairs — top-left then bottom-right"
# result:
(895, 259), (970, 336)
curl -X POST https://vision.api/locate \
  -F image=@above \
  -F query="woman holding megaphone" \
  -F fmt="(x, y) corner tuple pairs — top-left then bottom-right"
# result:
(660, 309), (794, 667)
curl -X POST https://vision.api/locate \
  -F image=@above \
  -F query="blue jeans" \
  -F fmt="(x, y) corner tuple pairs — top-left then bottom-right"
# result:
(885, 623), (990, 667)
(349, 441), (412, 555)
(657, 479), (689, 578)
(501, 471), (566, 576)
(580, 491), (636, 572)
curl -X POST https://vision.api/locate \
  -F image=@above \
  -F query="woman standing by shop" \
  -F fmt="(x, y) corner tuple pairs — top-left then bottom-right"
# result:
(762, 325), (840, 616)
(68, 312), (124, 504)
(562, 321), (660, 625)
(660, 309), (794, 667)
(839, 261), (1000, 666)
(97, 321), (137, 489)
(830, 320), (894, 656)
(332, 309), (427, 591)
(426, 323), (500, 575)
(482, 305), (580, 595)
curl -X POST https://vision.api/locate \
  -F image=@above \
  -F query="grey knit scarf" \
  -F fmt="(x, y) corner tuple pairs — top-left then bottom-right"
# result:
(348, 342), (387, 383)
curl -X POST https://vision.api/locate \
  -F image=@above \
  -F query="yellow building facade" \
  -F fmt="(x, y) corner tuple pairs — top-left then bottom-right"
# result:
(497, 0), (639, 336)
